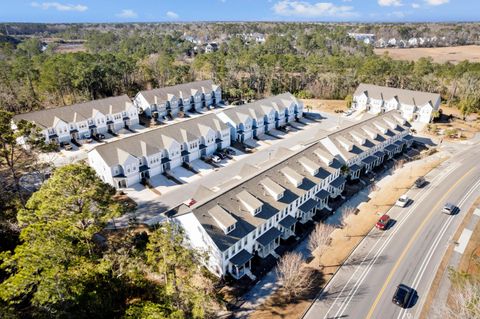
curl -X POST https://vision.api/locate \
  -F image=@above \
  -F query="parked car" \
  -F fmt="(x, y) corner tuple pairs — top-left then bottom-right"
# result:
(343, 109), (354, 117)
(375, 214), (391, 230)
(64, 143), (73, 151)
(395, 195), (410, 207)
(183, 198), (197, 207)
(414, 176), (427, 188)
(214, 152), (226, 159)
(85, 138), (93, 143)
(442, 202), (457, 215)
(212, 155), (222, 163)
(392, 284), (414, 308)
(225, 148), (236, 155)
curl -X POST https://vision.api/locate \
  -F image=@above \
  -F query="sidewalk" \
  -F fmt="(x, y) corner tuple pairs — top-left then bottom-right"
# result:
(232, 152), (447, 318)
(426, 204), (480, 318)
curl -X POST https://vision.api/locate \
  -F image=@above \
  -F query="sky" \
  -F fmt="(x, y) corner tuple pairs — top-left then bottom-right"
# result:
(0, 0), (477, 23)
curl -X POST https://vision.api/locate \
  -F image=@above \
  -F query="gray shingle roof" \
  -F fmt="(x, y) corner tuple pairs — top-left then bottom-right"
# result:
(220, 93), (299, 124)
(354, 83), (440, 108)
(13, 95), (132, 128)
(138, 80), (218, 105)
(175, 110), (409, 253)
(90, 113), (228, 166)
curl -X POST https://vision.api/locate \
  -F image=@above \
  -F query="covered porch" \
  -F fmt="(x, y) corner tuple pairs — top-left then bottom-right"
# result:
(298, 198), (318, 224)
(373, 151), (386, 167)
(349, 163), (362, 180)
(315, 189), (331, 211)
(229, 249), (256, 280)
(384, 144), (397, 159)
(362, 155), (377, 173)
(278, 215), (296, 239)
(256, 227), (282, 259)
(329, 175), (346, 198)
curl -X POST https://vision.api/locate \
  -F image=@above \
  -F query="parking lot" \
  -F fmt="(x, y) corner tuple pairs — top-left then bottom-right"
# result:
(119, 112), (356, 223)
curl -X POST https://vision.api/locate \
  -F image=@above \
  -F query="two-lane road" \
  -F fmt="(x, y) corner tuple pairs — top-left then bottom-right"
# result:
(304, 145), (480, 319)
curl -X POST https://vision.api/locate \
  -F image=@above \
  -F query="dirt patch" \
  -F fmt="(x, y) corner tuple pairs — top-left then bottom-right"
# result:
(422, 105), (480, 141)
(300, 99), (347, 114)
(252, 155), (448, 319)
(374, 46), (480, 64)
(419, 197), (480, 319)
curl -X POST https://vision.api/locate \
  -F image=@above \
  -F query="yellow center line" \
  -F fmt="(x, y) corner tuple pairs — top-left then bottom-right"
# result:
(365, 165), (477, 319)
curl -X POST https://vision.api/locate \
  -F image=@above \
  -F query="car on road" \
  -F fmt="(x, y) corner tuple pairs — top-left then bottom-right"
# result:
(395, 195), (410, 207)
(375, 214), (391, 230)
(414, 176), (427, 188)
(392, 284), (414, 308)
(442, 202), (457, 215)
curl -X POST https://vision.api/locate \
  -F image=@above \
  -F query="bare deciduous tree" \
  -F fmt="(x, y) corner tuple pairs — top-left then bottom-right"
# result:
(276, 252), (313, 301)
(442, 280), (480, 319)
(308, 222), (335, 256)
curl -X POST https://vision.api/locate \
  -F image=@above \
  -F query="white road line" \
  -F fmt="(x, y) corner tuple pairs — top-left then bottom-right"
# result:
(398, 178), (480, 319)
(320, 163), (460, 319)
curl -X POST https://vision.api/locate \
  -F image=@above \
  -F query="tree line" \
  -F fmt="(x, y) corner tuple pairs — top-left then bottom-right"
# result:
(1, 26), (480, 117)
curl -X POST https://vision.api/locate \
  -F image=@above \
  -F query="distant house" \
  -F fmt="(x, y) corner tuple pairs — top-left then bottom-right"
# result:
(205, 43), (218, 53)
(133, 80), (222, 118)
(375, 38), (386, 48)
(408, 38), (418, 47)
(347, 32), (376, 45)
(351, 83), (441, 123)
(387, 38), (397, 47)
(13, 95), (137, 145)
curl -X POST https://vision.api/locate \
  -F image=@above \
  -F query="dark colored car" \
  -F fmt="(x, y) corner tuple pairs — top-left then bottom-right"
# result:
(215, 151), (226, 159)
(392, 284), (414, 308)
(414, 177), (427, 188)
(225, 148), (236, 155)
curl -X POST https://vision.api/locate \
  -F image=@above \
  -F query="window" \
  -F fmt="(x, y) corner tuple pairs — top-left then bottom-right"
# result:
(226, 224), (235, 233)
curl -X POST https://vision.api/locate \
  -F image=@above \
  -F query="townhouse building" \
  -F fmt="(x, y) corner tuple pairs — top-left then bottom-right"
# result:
(88, 113), (230, 188)
(133, 80), (222, 118)
(217, 93), (304, 143)
(352, 84), (441, 123)
(173, 111), (411, 280)
(13, 95), (137, 144)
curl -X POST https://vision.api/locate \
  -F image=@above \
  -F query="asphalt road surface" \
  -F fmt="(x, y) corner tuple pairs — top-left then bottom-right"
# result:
(304, 144), (480, 319)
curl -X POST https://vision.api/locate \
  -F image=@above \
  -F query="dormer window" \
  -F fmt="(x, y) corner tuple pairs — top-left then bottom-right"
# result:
(299, 157), (319, 176)
(209, 205), (237, 234)
(236, 190), (263, 216)
(280, 166), (303, 187)
(260, 177), (285, 201)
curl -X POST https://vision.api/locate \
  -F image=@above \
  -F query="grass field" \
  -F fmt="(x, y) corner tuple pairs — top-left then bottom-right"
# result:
(375, 45), (480, 64)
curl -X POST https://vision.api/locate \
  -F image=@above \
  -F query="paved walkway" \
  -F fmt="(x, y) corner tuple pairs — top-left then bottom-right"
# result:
(427, 205), (480, 318)
(232, 165), (400, 318)
(232, 150), (448, 318)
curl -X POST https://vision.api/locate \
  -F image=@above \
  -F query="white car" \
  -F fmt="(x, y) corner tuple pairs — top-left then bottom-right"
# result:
(395, 195), (409, 207)
(212, 155), (222, 163)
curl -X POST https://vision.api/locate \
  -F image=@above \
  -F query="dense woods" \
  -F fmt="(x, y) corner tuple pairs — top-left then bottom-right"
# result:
(1, 23), (480, 116)
(1, 22), (480, 318)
